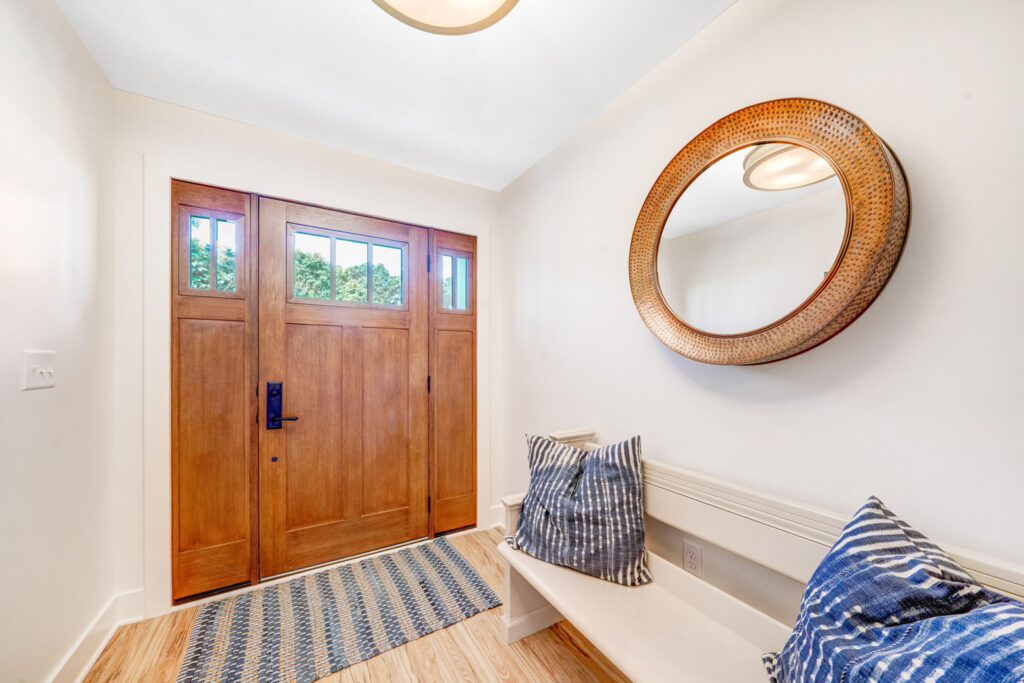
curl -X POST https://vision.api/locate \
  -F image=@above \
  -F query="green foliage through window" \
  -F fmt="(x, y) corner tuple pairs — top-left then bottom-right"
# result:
(336, 263), (368, 302)
(215, 220), (237, 291)
(190, 237), (210, 289)
(189, 216), (211, 289)
(292, 233), (403, 306)
(372, 262), (402, 305)
(215, 246), (236, 291)
(336, 238), (368, 303)
(189, 215), (237, 292)
(294, 249), (331, 299)
(372, 244), (403, 305)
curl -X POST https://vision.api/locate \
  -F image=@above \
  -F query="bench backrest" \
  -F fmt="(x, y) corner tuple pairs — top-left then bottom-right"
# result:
(548, 429), (1024, 602)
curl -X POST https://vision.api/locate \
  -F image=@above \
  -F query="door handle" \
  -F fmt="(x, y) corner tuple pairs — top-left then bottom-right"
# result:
(266, 381), (299, 430)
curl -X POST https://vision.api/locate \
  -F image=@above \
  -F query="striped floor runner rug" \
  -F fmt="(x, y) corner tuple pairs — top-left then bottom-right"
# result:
(177, 537), (501, 682)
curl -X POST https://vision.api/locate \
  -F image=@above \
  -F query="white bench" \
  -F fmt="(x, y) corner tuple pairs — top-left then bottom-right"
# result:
(498, 429), (1024, 683)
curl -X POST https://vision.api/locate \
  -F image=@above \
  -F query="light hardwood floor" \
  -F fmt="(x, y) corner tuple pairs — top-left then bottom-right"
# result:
(85, 528), (628, 682)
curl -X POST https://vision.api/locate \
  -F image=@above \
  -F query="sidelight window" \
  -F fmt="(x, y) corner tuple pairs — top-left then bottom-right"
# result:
(189, 216), (212, 289)
(185, 211), (242, 295)
(215, 220), (237, 292)
(439, 250), (472, 312)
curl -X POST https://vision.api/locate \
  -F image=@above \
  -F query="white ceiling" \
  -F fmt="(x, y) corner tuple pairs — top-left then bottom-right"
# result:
(663, 149), (841, 238)
(56, 0), (734, 190)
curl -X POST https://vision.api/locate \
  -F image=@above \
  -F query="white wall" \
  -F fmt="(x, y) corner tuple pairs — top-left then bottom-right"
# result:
(5, 0), (1024, 676)
(0, 1), (115, 680)
(111, 92), (499, 610)
(494, 0), (1024, 565)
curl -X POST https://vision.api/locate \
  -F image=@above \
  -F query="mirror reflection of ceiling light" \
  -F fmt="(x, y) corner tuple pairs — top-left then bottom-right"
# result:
(742, 143), (837, 191)
(372, 0), (518, 35)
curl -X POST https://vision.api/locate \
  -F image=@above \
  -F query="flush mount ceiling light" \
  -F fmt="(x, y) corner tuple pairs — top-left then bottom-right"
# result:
(742, 143), (837, 191)
(372, 0), (519, 35)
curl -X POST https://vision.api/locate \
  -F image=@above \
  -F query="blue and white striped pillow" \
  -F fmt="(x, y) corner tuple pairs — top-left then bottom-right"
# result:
(507, 435), (651, 586)
(765, 497), (1024, 682)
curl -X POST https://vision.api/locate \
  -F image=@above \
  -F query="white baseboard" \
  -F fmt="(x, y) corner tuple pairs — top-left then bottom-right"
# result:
(489, 503), (503, 531)
(50, 589), (145, 683)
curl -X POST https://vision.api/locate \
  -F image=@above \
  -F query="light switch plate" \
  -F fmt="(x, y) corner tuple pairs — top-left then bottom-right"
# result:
(22, 349), (57, 390)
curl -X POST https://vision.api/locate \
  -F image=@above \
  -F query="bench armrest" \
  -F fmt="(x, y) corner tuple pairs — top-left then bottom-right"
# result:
(548, 428), (597, 450)
(501, 493), (525, 535)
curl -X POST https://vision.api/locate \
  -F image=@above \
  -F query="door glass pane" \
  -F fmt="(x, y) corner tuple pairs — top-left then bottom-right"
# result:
(215, 219), (237, 292)
(294, 232), (332, 299)
(441, 254), (453, 309)
(456, 256), (469, 310)
(372, 244), (403, 306)
(189, 216), (211, 289)
(336, 239), (369, 303)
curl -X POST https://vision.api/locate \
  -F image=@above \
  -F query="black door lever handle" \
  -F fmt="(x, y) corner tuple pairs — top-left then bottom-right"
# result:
(266, 382), (299, 429)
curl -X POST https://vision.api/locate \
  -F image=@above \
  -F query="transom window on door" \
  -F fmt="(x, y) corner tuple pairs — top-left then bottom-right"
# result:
(439, 249), (473, 312)
(178, 205), (245, 298)
(289, 225), (407, 307)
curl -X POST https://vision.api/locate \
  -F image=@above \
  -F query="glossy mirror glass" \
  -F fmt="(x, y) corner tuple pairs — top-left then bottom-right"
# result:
(656, 144), (847, 335)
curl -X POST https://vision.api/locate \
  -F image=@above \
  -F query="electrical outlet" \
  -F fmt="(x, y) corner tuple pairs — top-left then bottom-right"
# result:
(683, 540), (703, 578)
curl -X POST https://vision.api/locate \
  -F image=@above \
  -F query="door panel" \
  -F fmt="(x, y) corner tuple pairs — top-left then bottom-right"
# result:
(434, 329), (476, 531)
(259, 198), (429, 577)
(284, 324), (347, 529)
(435, 330), (475, 502)
(171, 181), (256, 601)
(362, 327), (411, 514)
(430, 231), (478, 533)
(177, 319), (249, 550)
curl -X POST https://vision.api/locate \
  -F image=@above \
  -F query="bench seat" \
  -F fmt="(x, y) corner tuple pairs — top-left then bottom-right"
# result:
(498, 541), (787, 682)
(497, 430), (1024, 682)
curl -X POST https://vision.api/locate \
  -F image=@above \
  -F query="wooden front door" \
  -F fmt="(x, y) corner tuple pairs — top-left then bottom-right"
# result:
(258, 198), (429, 577)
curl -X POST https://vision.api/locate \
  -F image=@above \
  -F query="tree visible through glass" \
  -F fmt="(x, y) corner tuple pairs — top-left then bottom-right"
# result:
(293, 232), (403, 306)
(189, 216), (211, 289)
(294, 232), (332, 299)
(189, 215), (239, 292)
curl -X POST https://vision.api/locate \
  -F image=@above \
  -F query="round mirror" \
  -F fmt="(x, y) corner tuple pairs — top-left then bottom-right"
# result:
(629, 98), (910, 365)
(656, 144), (847, 335)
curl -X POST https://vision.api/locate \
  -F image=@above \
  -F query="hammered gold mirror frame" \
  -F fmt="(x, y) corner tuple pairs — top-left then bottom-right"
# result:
(629, 98), (910, 365)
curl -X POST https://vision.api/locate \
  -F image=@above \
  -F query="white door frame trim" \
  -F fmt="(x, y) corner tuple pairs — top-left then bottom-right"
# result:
(142, 153), (493, 617)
